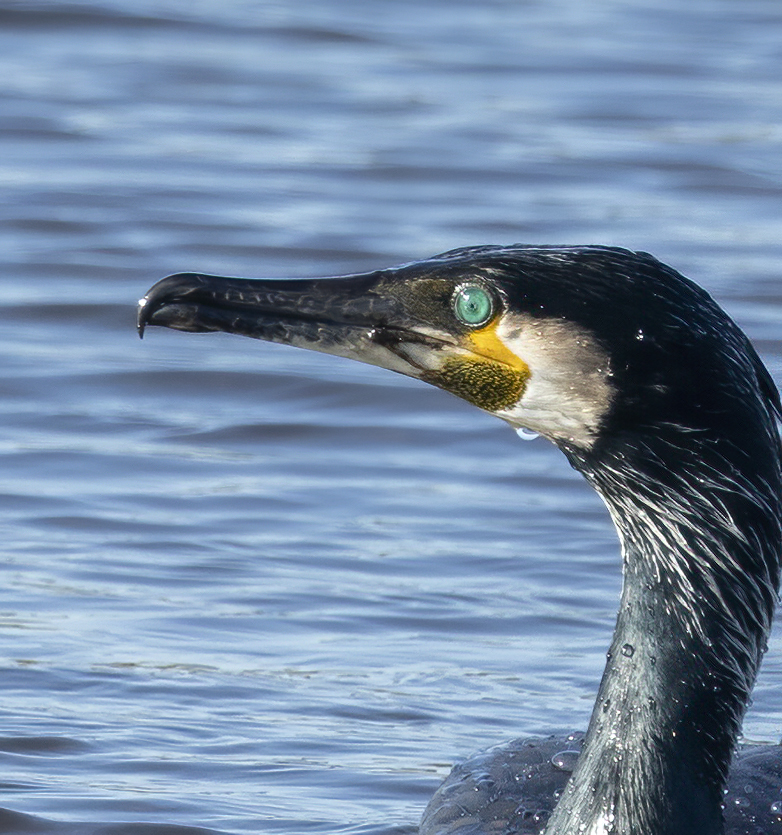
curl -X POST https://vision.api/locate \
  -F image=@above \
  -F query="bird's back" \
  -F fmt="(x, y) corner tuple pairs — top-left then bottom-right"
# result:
(420, 735), (782, 835)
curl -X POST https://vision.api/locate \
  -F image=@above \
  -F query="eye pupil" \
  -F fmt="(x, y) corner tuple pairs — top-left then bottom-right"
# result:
(453, 285), (493, 326)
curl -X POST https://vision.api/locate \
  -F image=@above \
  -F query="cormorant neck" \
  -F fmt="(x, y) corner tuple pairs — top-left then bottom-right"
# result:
(545, 429), (782, 835)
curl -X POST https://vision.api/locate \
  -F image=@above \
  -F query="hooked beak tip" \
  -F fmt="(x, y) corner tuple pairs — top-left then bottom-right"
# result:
(137, 297), (149, 339)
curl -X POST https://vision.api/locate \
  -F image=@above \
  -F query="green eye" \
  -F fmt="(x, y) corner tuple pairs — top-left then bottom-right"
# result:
(453, 284), (493, 327)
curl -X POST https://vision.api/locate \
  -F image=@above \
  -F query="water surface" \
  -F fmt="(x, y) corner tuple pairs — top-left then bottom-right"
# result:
(1, 1), (782, 832)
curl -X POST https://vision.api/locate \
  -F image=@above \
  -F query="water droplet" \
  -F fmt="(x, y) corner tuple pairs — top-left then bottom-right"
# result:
(515, 427), (540, 441)
(621, 643), (635, 657)
(551, 750), (580, 772)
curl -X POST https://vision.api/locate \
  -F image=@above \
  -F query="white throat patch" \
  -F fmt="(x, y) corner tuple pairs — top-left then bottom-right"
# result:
(492, 312), (614, 449)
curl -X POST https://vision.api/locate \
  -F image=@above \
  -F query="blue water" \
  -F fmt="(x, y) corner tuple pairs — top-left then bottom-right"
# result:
(1, 1), (782, 832)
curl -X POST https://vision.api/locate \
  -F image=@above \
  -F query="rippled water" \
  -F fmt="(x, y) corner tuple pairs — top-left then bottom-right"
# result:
(1, 1), (782, 833)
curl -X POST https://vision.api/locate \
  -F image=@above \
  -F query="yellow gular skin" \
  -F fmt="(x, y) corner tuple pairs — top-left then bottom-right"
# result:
(423, 318), (531, 412)
(467, 320), (530, 374)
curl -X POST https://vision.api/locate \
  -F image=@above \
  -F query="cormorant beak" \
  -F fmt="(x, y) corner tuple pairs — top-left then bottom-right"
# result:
(137, 269), (452, 379)
(138, 265), (534, 418)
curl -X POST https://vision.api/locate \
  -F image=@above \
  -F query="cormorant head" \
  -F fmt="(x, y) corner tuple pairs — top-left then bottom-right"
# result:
(138, 245), (780, 463)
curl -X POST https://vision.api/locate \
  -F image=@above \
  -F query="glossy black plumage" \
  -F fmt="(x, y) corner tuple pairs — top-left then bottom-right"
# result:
(418, 733), (782, 834)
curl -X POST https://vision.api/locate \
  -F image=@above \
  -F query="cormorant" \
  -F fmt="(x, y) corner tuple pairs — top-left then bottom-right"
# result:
(138, 245), (782, 835)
